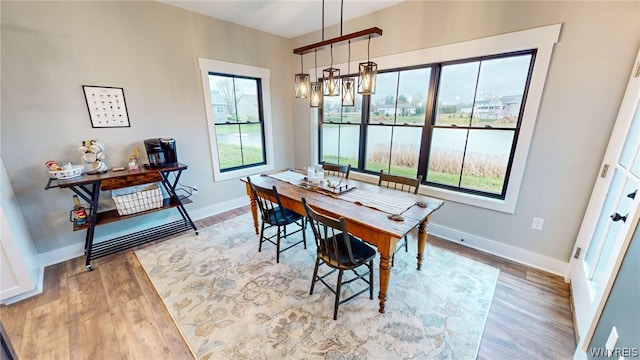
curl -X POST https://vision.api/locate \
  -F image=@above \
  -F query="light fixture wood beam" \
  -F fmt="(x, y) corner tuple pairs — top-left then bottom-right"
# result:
(293, 27), (382, 55)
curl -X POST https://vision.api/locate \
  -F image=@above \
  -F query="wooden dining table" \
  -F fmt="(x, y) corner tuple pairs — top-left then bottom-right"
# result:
(242, 170), (443, 313)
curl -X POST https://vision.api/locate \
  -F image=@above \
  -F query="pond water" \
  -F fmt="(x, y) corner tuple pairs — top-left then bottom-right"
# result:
(322, 126), (513, 158)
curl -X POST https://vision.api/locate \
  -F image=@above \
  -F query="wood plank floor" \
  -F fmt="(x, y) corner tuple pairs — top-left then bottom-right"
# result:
(1, 206), (576, 359)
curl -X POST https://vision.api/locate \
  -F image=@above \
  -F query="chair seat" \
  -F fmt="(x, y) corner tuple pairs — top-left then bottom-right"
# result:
(319, 232), (376, 269)
(248, 177), (307, 263)
(303, 198), (375, 320)
(264, 206), (303, 226)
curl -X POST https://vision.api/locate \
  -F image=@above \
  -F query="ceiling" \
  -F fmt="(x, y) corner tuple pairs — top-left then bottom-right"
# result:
(155, 0), (405, 39)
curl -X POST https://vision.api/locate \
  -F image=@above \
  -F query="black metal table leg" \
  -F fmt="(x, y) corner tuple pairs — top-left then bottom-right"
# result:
(160, 170), (198, 235)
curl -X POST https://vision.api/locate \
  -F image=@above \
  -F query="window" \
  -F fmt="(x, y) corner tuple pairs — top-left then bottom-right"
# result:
(322, 53), (533, 198)
(320, 91), (363, 166)
(428, 53), (533, 197)
(316, 24), (561, 213)
(364, 67), (431, 180)
(199, 58), (274, 181)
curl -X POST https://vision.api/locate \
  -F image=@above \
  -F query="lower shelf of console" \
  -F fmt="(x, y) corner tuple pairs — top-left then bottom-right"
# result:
(87, 220), (197, 267)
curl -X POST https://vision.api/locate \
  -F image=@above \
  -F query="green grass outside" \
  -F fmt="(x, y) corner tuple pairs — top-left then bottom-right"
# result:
(217, 143), (264, 169)
(426, 171), (502, 193)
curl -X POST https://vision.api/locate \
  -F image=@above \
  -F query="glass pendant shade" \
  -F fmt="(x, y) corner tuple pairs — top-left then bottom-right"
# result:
(310, 81), (323, 108)
(341, 78), (355, 107)
(294, 73), (310, 98)
(323, 67), (341, 96)
(358, 61), (378, 95)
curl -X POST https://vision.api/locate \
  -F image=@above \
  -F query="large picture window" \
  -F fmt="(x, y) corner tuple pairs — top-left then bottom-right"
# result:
(321, 52), (533, 199)
(316, 24), (561, 213)
(199, 58), (274, 181)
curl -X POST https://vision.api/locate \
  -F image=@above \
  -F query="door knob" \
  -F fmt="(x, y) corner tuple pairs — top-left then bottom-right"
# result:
(610, 212), (627, 222)
(627, 189), (637, 199)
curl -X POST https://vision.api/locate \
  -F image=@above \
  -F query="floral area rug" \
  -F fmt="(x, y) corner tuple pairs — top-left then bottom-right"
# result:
(135, 213), (499, 360)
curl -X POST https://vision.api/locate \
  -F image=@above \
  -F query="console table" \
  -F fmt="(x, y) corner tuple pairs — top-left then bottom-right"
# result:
(45, 163), (198, 270)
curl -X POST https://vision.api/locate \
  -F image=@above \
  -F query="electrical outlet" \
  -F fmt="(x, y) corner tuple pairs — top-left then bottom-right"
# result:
(531, 217), (544, 231)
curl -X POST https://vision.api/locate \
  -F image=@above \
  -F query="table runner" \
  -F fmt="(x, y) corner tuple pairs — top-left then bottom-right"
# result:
(268, 170), (416, 215)
(337, 188), (416, 215)
(268, 170), (306, 184)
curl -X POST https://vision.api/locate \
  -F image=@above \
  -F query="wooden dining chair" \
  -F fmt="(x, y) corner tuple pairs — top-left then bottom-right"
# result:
(378, 170), (423, 265)
(247, 177), (306, 263)
(322, 162), (351, 180)
(302, 198), (376, 320)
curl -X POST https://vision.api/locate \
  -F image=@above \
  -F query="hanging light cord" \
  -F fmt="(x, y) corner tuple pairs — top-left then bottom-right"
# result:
(347, 40), (351, 74)
(330, 44), (333, 68)
(314, 49), (318, 81)
(340, 0), (344, 36)
(322, 0), (325, 41)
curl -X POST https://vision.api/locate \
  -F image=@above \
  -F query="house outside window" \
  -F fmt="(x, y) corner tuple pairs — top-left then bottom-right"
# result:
(199, 58), (274, 181)
(316, 24), (561, 213)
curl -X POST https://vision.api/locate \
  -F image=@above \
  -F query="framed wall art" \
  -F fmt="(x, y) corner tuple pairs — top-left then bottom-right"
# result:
(82, 85), (130, 128)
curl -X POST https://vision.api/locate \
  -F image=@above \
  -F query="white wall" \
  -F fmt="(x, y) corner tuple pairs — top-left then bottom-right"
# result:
(1, 1), (294, 257)
(292, 1), (640, 273)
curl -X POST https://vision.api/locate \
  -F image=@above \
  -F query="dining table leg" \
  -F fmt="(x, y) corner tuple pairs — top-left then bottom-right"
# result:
(246, 182), (259, 235)
(416, 215), (431, 270)
(378, 253), (392, 313)
(377, 237), (399, 313)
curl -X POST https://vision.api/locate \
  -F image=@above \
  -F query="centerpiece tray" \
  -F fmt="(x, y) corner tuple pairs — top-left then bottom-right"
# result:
(299, 178), (356, 195)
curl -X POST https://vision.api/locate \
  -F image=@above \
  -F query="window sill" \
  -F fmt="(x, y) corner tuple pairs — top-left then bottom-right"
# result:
(213, 164), (275, 182)
(348, 171), (516, 214)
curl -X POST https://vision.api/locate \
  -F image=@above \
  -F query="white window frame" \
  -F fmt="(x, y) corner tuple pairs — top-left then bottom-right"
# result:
(198, 58), (275, 181)
(313, 24), (561, 213)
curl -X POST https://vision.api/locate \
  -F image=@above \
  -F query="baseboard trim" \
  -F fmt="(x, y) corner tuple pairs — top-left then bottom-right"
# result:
(188, 197), (249, 222)
(429, 223), (569, 277)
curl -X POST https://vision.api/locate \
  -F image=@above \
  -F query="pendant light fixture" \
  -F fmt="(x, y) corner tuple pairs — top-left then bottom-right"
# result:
(341, 40), (355, 107)
(310, 49), (323, 108)
(294, 54), (310, 98)
(358, 36), (377, 95)
(323, 45), (340, 96)
(292, 0), (382, 107)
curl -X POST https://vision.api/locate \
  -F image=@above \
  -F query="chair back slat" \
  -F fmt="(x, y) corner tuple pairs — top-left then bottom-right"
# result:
(302, 198), (358, 265)
(377, 170), (422, 194)
(322, 162), (351, 180)
(247, 177), (287, 225)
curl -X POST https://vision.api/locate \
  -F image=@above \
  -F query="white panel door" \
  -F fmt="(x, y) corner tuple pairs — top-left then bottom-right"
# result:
(569, 49), (640, 358)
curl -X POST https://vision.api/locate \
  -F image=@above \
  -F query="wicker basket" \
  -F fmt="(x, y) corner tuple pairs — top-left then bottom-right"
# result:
(111, 183), (163, 216)
(48, 165), (84, 179)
